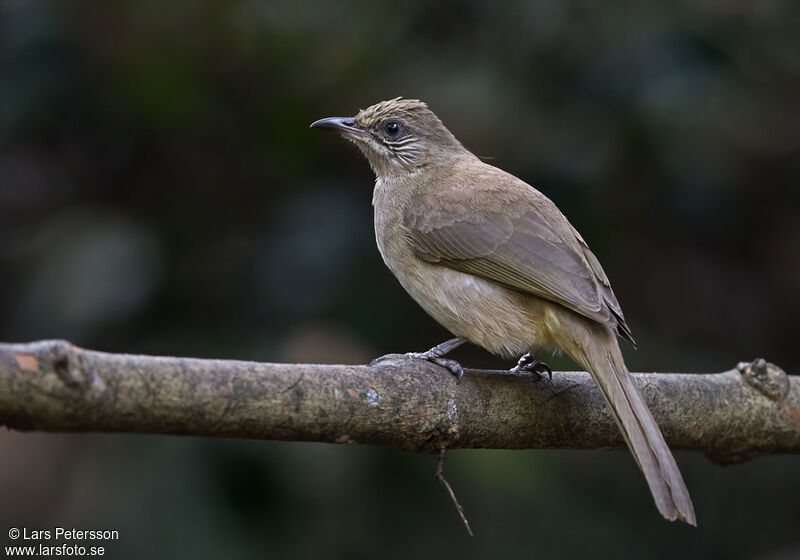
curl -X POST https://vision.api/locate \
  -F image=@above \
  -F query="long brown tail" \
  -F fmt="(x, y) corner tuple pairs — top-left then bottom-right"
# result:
(561, 321), (696, 525)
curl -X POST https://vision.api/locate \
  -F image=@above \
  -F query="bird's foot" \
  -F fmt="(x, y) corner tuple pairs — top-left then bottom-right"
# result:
(408, 337), (467, 381)
(371, 338), (468, 382)
(510, 352), (552, 380)
(405, 353), (465, 382)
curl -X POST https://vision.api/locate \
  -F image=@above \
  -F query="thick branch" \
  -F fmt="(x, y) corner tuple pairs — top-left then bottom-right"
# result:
(1, 340), (797, 464)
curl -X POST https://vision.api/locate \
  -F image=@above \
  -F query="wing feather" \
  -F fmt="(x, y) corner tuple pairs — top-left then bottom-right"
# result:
(404, 196), (634, 343)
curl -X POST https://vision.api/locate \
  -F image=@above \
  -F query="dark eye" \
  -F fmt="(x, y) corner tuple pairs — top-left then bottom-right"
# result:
(384, 122), (402, 137)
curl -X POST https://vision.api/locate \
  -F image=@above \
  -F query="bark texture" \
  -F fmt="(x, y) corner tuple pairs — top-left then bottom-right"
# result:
(1, 340), (798, 464)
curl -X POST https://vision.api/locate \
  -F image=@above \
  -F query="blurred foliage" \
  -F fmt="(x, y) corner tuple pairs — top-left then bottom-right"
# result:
(1, 1), (799, 558)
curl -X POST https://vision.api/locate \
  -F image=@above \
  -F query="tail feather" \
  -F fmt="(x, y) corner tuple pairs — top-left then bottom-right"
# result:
(563, 325), (696, 525)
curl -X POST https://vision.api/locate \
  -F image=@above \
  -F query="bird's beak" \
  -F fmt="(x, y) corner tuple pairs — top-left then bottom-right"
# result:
(310, 116), (367, 139)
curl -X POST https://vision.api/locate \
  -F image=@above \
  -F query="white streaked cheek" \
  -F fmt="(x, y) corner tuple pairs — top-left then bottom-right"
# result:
(393, 149), (422, 169)
(388, 136), (418, 147)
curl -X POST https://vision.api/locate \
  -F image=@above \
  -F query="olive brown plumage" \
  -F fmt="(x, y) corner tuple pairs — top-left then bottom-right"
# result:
(311, 98), (695, 525)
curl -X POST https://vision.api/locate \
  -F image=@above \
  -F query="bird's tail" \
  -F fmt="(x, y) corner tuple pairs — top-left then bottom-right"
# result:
(561, 321), (696, 525)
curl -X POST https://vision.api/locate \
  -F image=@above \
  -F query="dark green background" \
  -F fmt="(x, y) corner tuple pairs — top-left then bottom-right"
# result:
(1, 1), (799, 558)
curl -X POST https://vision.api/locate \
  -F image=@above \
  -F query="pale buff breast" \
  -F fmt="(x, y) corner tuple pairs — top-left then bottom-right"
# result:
(398, 261), (555, 359)
(373, 178), (557, 359)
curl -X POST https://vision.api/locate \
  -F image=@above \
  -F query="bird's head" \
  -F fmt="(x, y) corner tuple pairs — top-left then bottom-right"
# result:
(311, 98), (466, 178)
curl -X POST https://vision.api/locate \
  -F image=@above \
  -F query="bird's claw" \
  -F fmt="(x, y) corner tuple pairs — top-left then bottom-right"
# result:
(405, 352), (465, 382)
(430, 357), (465, 382)
(373, 338), (468, 382)
(511, 353), (552, 381)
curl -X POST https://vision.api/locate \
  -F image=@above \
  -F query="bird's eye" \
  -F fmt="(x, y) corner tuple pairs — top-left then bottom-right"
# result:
(384, 122), (402, 137)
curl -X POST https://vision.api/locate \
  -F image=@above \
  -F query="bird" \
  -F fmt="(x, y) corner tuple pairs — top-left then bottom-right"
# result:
(311, 97), (695, 525)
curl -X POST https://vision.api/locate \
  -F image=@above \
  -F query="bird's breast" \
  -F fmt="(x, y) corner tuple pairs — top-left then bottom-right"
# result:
(371, 176), (553, 358)
(377, 238), (548, 357)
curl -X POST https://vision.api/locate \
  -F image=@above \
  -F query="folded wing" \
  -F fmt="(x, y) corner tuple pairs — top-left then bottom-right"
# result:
(404, 195), (635, 344)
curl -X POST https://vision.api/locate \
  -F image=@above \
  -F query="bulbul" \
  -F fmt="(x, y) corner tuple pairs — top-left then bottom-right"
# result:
(311, 98), (695, 525)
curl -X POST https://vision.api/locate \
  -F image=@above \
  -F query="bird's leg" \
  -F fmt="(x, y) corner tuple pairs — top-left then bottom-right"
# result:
(511, 352), (552, 380)
(372, 337), (468, 381)
(411, 337), (467, 360)
(406, 337), (468, 381)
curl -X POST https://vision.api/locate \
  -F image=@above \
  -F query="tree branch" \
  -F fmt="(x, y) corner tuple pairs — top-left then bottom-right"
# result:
(1, 340), (797, 465)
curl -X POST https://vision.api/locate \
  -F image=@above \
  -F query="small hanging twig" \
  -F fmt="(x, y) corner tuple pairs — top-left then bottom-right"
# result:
(435, 448), (473, 536)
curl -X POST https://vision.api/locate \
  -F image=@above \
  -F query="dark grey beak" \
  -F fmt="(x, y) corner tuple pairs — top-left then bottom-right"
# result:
(310, 116), (366, 137)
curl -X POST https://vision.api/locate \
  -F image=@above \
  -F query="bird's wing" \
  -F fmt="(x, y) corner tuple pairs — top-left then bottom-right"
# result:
(403, 187), (634, 343)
